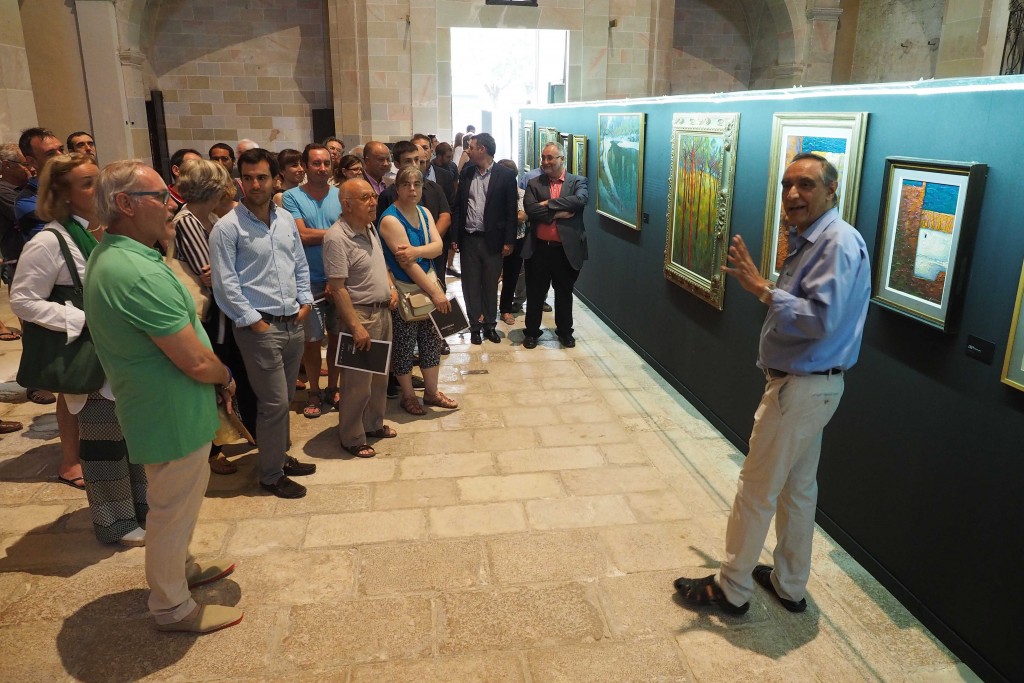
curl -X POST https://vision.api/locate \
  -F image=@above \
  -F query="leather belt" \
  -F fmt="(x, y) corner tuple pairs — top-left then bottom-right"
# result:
(259, 311), (298, 323)
(538, 239), (563, 247)
(765, 367), (843, 379)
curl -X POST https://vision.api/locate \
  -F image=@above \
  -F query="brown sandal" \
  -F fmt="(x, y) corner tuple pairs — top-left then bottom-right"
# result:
(423, 391), (458, 409)
(344, 443), (376, 458)
(400, 396), (425, 415)
(365, 426), (398, 439)
(209, 453), (238, 475)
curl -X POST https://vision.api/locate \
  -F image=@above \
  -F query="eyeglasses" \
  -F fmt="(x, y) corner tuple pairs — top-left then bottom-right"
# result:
(540, 155), (564, 161)
(349, 192), (377, 203)
(125, 190), (170, 204)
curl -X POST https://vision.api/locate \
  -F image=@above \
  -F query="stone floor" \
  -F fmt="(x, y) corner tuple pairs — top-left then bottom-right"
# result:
(0, 277), (980, 683)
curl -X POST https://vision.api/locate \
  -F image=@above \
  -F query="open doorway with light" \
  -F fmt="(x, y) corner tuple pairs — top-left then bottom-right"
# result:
(450, 28), (569, 163)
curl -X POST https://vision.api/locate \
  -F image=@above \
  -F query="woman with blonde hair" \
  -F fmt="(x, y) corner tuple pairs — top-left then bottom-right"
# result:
(173, 159), (257, 474)
(378, 165), (458, 416)
(12, 153), (147, 545)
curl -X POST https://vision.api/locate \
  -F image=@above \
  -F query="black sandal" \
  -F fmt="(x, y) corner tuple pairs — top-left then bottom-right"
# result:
(752, 564), (806, 613)
(673, 574), (749, 615)
(344, 444), (376, 458)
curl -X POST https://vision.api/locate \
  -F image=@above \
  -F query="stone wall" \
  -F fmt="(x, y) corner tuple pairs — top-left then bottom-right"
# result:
(145, 0), (330, 156)
(671, 0), (753, 94)
(0, 0), (37, 143)
(849, 0), (945, 83)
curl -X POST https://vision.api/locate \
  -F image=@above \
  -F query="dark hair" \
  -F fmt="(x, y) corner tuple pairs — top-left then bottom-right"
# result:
(18, 127), (56, 158)
(454, 132), (464, 148)
(339, 154), (362, 171)
(466, 125), (476, 133)
(302, 143), (330, 166)
(322, 136), (343, 147)
(497, 158), (518, 176)
(277, 148), (302, 171)
(238, 147), (279, 177)
(411, 133), (430, 145)
(66, 131), (93, 151)
(473, 133), (496, 157)
(790, 152), (840, 206)
(391, 140), (419, 166)
(209, 142), (235, 160)
(170, 148), (202, 170)
(435, 142), (453, 156)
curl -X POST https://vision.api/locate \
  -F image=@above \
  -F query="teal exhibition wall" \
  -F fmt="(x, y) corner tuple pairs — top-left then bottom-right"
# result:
(522, 77), (1024, 683)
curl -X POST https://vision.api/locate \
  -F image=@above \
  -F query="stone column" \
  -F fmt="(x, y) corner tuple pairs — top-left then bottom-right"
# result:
(801, 3), (843, 87)
(0, 0), (38, 141)
(935, 0), (1000, 78)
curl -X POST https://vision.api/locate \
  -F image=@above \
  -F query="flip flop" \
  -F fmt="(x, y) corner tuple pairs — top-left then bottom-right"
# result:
(365, 426), (397, 439)
(27, 389), (57, 405)
(500, 312), (516, 325)
(303, 393), (322, 419)
(344, 444), (376, 458)
(57, 475), (86, 490)
(0, 331), (21, 341)
(0, 420), (22, 434)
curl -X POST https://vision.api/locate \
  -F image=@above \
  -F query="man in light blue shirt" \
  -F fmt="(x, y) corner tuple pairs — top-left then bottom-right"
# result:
(210, 148), (318, 500)
(675, 153), (870, 615)
(282, 143), (343, 417)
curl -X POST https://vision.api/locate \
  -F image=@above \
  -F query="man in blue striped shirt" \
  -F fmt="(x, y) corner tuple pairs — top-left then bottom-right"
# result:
(675, 153), (871, 615)
(210, 148), (318, 499)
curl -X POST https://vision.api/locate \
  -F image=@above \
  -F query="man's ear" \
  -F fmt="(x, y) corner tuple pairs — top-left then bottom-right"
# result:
(114, 192), (135, 217)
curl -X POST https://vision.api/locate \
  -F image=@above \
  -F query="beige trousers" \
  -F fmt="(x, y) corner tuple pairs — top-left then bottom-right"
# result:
(143, 442), (211, 624)
(338, 306), (392, 448)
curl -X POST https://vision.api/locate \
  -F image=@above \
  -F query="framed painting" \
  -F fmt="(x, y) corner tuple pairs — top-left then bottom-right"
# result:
(1001, 260), (1024, 391)
(571, 134), (587, 176)
(872, 157), (987, 332)
(522, 120), (535, 173)
(760, 112), (868, 280)
(664, 113), (740, 310)
(597, 112), (646, 230)
(538, 126), (560, 154)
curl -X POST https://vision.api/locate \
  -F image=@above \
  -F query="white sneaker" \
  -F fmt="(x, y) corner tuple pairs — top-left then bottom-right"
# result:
(118, 527), (146, 547)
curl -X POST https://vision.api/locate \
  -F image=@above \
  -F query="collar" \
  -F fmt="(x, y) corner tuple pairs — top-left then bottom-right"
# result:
(425, 165), (436, 182)
(101, 232), (163, 261)
(793, 207), (839, 246)
(475, 159), (494, 176)
(546, 170), (566, 183)
(71, 214), (90, 230)
(168, 185), (184, 203)
(340, 218), (373, 240)
(236, 200), (277, 225)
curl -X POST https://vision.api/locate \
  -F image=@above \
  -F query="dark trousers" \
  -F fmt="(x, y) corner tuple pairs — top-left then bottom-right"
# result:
(460, 233), (503, 332)
(433, 240), (449, 293)
(204, 310), (258, 454)
(500, 237), (525, 313)
(524, 240), (580, 338)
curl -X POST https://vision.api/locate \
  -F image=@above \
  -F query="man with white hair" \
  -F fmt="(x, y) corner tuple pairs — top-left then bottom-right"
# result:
(85, 159), (241, 634)
(236, 138), (259, 159)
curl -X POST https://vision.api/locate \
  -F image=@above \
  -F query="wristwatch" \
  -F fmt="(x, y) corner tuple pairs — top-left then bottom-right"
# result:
(758, 282), (776, 304)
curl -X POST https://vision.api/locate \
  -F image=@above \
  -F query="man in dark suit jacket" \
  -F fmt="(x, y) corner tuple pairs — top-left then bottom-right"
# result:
(522, 141), (589, 348)
(454, 133), (517, 344)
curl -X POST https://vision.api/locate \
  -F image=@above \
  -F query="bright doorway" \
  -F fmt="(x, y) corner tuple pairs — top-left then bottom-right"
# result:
(450, 28), (569, 163)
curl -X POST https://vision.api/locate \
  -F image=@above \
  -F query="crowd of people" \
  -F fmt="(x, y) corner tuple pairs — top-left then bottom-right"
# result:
(0, 125), (594, 633)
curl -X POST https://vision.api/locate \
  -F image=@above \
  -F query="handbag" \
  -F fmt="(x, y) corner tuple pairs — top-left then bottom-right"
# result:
(16, 229), (105, 394)
(164, 239), (211, 320)
(394, 269), (440, 322)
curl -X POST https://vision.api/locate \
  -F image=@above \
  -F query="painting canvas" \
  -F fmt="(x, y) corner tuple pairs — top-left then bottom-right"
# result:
(522, 120), (535, 173)
(761, 113), (868, 280)
(873, 157), (987, 332)
(1001, 259), (1024, 391)
(571, 135), (587, 176)
(597, 113), (646, 230)
(664, 113), (740, 310)
(538, 126), (560, 154)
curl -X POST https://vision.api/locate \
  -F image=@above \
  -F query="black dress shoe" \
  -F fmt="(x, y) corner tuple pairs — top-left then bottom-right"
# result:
(386, 375), (400, 398)
(510, 303), (523, 313)
(484, 328), (501, 343)
(283, 455), (316, 477)
(411, 375), (426, 390)
(440, 341), (451, 355)
(557, 333), (576, 348)
(446, 267), (461, 277)
(470, 331), (482, 345)
(542, 302), (553, 312)
(522, 335), (538, 349)
(261, 475), (306, 499)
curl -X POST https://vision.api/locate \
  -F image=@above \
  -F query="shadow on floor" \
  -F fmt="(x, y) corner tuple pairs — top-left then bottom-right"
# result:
(0, 513), (123, 577)
(57, 582), (241, 682)
(0, 441), (65, 483)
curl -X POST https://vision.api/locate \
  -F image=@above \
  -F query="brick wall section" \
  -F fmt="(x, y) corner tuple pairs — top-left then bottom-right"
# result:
(670, 0), (752, 94)
(146, 0), (329, 155)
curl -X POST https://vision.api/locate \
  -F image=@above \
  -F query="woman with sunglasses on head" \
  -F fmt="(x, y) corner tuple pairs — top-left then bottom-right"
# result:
(11, 153), (148, 546)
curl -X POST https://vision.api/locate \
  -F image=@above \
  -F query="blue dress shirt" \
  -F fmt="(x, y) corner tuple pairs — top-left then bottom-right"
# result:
(209, 202), (313, 327)
(758, 208), (871, 375)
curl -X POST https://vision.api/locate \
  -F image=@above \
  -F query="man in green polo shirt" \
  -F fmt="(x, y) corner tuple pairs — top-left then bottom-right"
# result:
(85, 160), (241, 635)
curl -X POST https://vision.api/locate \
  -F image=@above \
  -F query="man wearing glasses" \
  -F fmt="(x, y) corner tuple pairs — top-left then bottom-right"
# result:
(210, 148), (318, 499)
(522, 142), (590, 349)
(86, 160), (242, 634)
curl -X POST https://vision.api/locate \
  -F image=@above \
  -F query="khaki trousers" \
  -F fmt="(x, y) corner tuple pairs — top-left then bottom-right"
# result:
(717, 373), (844, 606)
(338, 306), (392, 448)
(144, 442), (211, 624)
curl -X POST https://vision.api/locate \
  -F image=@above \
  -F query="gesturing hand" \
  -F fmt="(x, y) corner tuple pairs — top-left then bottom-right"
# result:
(721, 234), (770, 297)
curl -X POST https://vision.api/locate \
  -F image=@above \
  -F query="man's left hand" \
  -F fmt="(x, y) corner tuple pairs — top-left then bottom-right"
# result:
(296, 303), (312, 322)
(501, 244), (512, 257)
(389, 288), (399, 310)
(722, 234), (770, 297)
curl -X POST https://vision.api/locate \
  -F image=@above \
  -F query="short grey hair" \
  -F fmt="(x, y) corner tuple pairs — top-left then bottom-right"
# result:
(790, 152), (840, 206)
(176, 158), (234, 204)
(542, 141), (565, 157)
(95, 160), (148, 225)
(0, 143), (23, 163)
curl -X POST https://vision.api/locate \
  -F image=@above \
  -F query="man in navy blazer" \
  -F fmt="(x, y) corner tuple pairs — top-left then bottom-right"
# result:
(454, 133), (517, 344)
(522, 142), (589, 348)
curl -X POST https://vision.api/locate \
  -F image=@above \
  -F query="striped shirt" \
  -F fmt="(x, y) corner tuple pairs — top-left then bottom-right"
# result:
(173, 207), (211, 274)
(209, 202), (313, 327)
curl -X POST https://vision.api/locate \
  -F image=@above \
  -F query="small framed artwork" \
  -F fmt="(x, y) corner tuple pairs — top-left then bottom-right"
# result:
(571, 134), (587, 176)
(1001, 260), (1024, 391)
(522, 121), (536, 172)
(761, 112), (868, 280)
(664, 112), (740, 310)
(597, 112), (646, 230)
(538, 126), (560, 154)
(872, 157), (987, 332)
